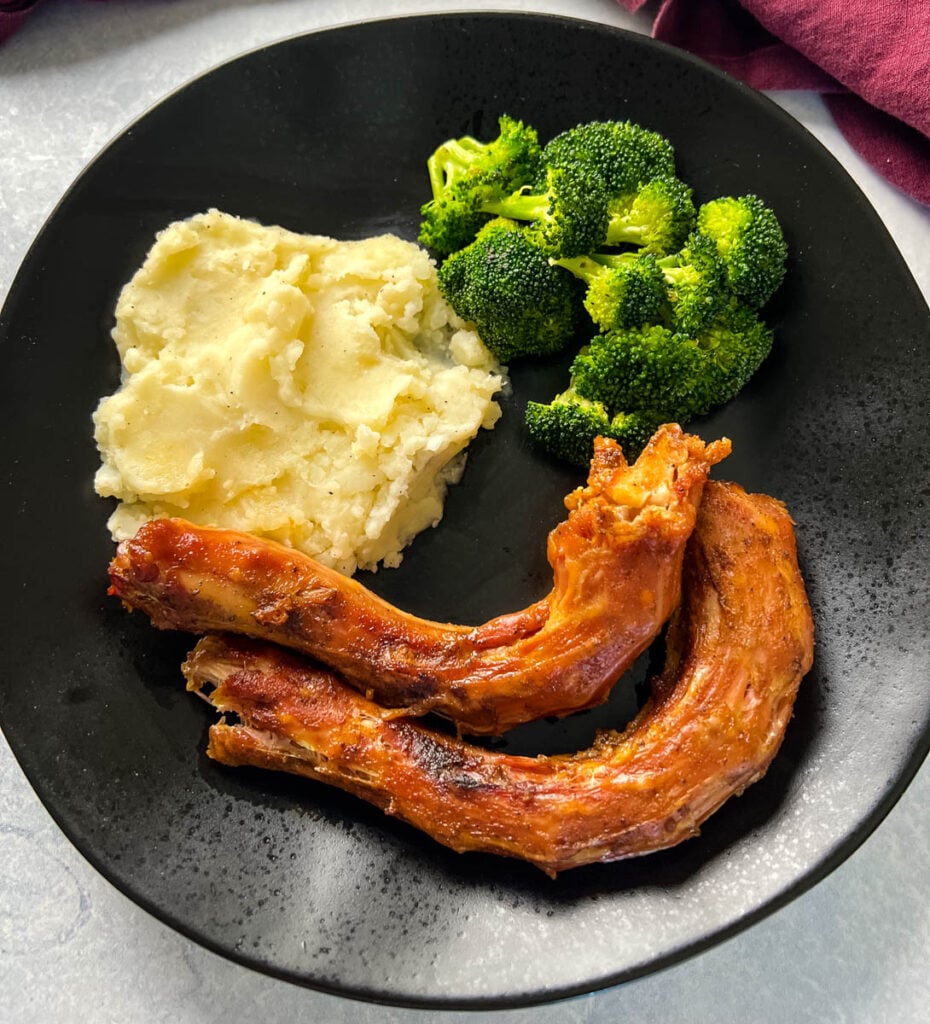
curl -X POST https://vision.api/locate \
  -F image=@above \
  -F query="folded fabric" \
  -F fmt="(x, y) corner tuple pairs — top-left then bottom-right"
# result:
(0, 0), (37, 44)
(619, 0), (930, 206)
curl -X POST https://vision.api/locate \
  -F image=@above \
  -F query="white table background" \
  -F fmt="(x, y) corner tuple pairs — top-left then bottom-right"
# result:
(1, 2), (928, 1021)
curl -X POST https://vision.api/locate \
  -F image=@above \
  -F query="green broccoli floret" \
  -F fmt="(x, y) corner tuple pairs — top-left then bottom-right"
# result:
(598, 232), (728, 337)
(436, 218), (582, 362)
(570, 300), (773, 422)
(604, 409), (666, 459)
(525, 299), (774, 467)
(655, 233), (729, 335)
(418, 115), (542, 255)
(571, 323), (701, 414)
(688, 298), (775, 412)
(697, 195), (787, 307)
(479, 166), (609, 258)
(525, 387), (614, 466)
(540, 120), (676, 196)
(524, 387), (661, 467)
(419, 189), (489, 258)
(551, 253), (666, 331)
(604, 175), (697, 254)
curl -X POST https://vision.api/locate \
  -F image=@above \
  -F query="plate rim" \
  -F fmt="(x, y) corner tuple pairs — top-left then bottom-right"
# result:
(1, 9), (929, 1010)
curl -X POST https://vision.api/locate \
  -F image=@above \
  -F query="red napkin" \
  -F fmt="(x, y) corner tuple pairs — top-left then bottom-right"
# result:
(619, 0), (930, 206)
(0, 1), (36, 43)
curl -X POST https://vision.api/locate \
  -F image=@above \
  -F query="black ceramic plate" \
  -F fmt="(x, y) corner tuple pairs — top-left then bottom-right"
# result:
(1, 12), (928, 1009)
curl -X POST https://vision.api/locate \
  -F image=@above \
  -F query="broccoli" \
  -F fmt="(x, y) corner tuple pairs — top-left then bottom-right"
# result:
(697, 195), (787, 308)
(418, 118), (788, 470)
(570, 299), (773, 423)
(418, 115), (542, 255)
(597, 232), (728, 337)
(436, 218), (582, 362)
(571, 323), (702, 415)
(688, 298), (775, 411)
(524, 387), (662, 467)
(604, 175), (697, 254)
(479, 166), (610, 258)
(540, 119), (676, 197)
(654, 233), (729, 335)
(551, 253), (666, 331)
(524, 387), (614, 467)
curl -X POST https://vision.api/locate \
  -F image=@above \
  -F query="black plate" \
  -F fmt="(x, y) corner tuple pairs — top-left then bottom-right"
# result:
(1, 12), (929, 1010)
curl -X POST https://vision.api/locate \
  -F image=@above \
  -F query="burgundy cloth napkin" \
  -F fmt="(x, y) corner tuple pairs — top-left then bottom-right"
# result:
(0, 1), (37, 43)
(619, 0), (930, 206)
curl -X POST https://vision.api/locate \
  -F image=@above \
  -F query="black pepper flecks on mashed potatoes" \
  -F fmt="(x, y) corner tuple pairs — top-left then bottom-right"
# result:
(93, 209), (504, 575)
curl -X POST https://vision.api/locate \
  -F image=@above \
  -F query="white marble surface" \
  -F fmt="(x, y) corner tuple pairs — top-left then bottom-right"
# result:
(1, 1), (928, 1021)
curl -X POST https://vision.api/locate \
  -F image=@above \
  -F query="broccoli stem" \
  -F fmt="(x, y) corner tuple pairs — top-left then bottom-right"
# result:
(550, 255), (603, 284)
(480, 189), (547, 222)
(605, 222), (648, 245)
(658, 263), (699, 288)
(598, 251), (695, 289)
(427, 137), (493, 199)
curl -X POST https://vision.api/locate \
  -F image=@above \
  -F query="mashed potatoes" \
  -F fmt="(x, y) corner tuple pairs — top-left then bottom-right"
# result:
(93, 209), (503, 574)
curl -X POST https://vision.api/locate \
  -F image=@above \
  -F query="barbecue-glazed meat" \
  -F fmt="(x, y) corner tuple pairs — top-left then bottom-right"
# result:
(110, 425), (729, 735)
(183, 480), (814, 875)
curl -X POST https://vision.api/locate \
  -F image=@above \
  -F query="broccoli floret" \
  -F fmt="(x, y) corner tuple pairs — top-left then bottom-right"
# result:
(524, 387), (660, 467)
(526, 300), (773, 467)
(552, 253), (666, 331)
(604, 409), (667, 459)
(604, 175), (697, 254)
(688, 298), (774, 412)
(571, 323), (702, 414)
(697, 195), (787, 307)
(524, 387), (614, 466)
(570, 300), (773, 422)
(418, 115), (542, 254)
(480, 166), (609, 258)
(436, 218), (582, 362)
(419, 189), (490, 258)
(540, 120), (676, 196)
(655, 233), (729, 335)
(597, 232), (728, 336)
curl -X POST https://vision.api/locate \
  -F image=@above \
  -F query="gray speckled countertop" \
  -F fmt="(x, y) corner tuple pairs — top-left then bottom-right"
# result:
(2, 2), (929, 1021)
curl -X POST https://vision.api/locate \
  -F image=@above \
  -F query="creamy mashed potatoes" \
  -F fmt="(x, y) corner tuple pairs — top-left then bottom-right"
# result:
(93, 209), (503, 574)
